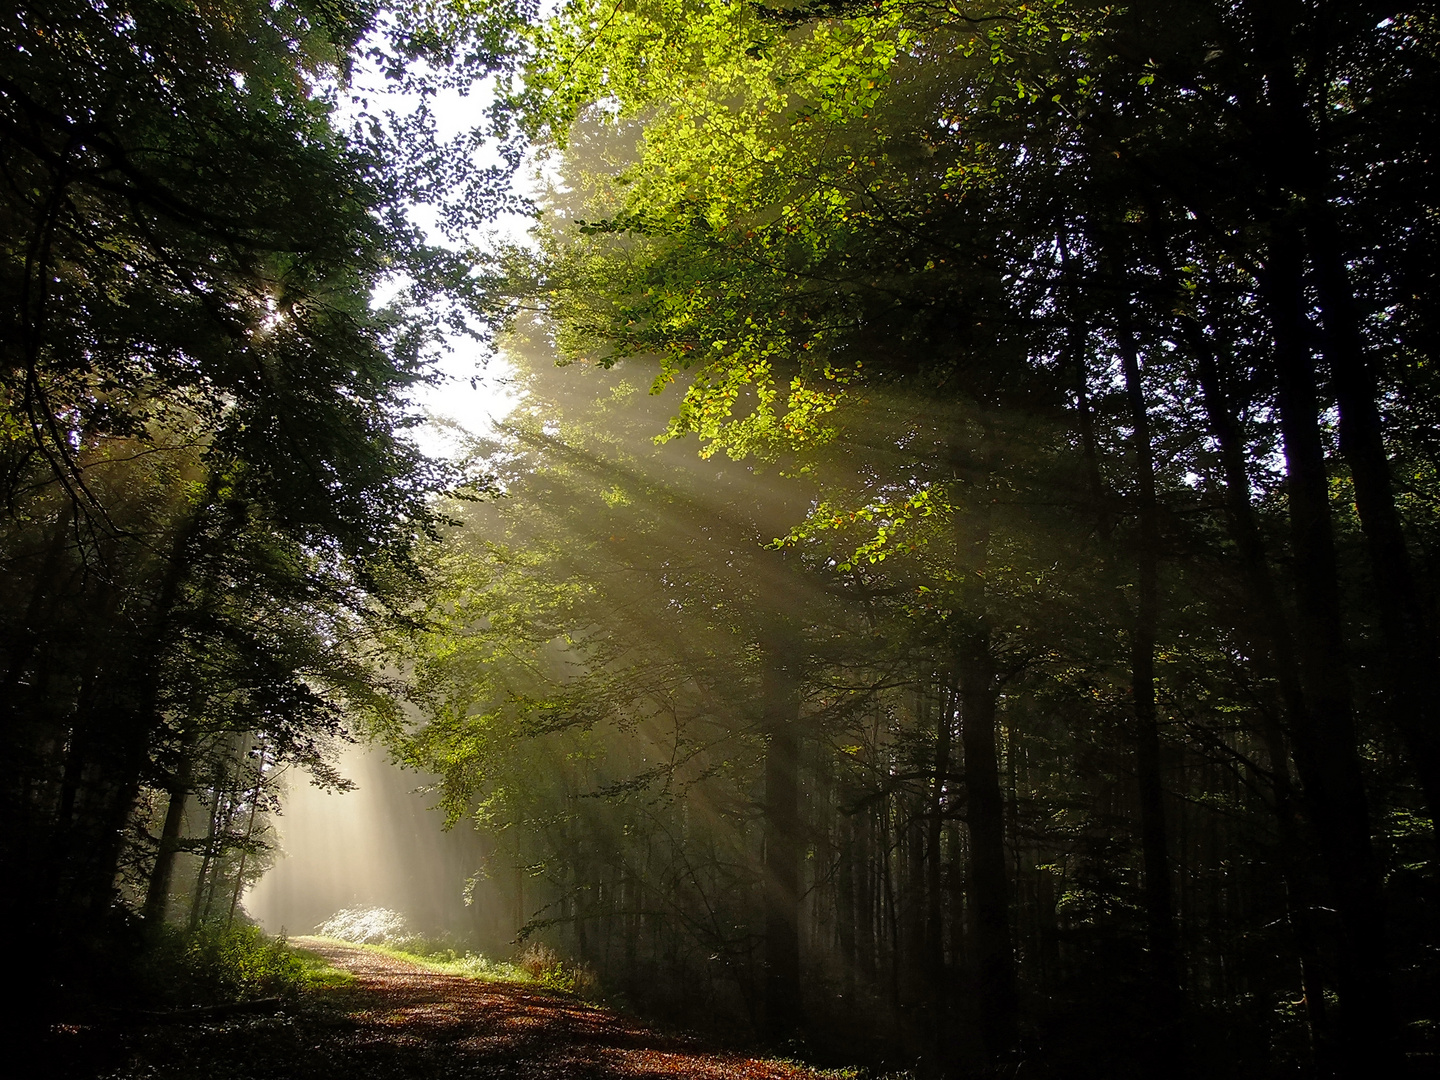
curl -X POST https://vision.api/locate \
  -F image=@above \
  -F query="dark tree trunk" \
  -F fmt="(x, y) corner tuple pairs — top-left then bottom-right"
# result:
(1059, 232), (1109, 540)
(143, 734), (195, 927)
(1245, 0), (1440, 835)
(856, 803), (877, 984)
(1262, 215), (1398, 1076)
(75, 477), (215, 932)
(1307, 210), (1440, 834)
(226, 765), (262, 928)
(951, 419), (1017, 1057)
(957, 638), (1015, 1057)
(926, 683), (954, 1030)
(1112, 266), (1182, 1014)
(1157, 235), (1334, 1059)
(760, 626), (803, 1041)
(836, 803), (857, 997)
(189, 784), (224, 931)
(946, 818), (966, 982)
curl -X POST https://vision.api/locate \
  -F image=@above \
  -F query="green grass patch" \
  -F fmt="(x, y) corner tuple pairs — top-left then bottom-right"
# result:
(311, 935), (598, 998)
(286, 942), (357, 992)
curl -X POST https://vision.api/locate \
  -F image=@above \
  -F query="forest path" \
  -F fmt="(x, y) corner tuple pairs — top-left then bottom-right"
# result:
(277, 936), (823, 1080)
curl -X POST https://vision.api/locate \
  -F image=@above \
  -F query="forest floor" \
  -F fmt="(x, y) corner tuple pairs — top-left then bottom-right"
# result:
(45, 936), (843, 1079)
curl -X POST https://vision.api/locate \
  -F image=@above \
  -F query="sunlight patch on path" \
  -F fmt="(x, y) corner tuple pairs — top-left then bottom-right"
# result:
(292, 937), (834, 1080)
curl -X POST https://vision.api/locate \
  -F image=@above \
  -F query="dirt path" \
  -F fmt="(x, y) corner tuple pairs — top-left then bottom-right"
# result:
(173, 936), (831, 1080)
(47, 936), (841, 1079)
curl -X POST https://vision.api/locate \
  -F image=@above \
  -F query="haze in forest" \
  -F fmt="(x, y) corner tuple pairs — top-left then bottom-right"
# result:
(243, 743), (509, 943)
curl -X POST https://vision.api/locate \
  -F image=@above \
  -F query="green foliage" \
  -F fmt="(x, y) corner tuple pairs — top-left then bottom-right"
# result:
(401, 0), (1440, 1070)
(318, 933), (602, 998)
(313, 904), (600, 996)
(0, 0), (511, 1003)
(135, 923), (341, 1006)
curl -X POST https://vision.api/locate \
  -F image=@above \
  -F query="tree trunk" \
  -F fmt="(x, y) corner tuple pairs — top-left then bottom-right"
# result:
(227, 746), (263, 928)
(76, 476), (217, 931)
(1112, 263), (1182, 1019)
(1158, 238), (1335, 1061)
(1307, 208), (1440, 834)
(189, 780), (224, 931)
(1246, 0), (1440, 836)
(1262, 213), (1398, 1076)
(836, 802), (857, 998)
(143, 733), (196, 927)
(760, 626), (803, 1040)
(856, 802), (877, 984)
(926, 681), (954, 1041)
(951, 418), (1017, 1057)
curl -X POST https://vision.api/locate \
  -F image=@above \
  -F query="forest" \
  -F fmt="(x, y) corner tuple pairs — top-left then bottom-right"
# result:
(3, 2), (1437, 1078)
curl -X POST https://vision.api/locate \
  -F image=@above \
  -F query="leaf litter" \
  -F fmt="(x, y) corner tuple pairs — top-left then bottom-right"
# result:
(58, 937), (841, 1080)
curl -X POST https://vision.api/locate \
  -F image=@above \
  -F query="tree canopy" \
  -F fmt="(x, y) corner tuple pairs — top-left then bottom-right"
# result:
(387, 2), (1440, 1076)
(0, 0), (510, 1012)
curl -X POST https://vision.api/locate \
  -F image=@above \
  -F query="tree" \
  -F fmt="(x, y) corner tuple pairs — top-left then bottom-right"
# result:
(458, 0), (1439, 1073)
(0, 0), (497, 1009)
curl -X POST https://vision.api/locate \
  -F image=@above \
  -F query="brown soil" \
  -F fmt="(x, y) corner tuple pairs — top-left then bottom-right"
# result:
(286, 936), (822, 1080)
(49, 937), (835, 1079)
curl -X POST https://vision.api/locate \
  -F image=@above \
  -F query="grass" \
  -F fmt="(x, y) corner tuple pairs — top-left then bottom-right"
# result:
(309, 935), (599, 998)
(287, 942), (358, 993)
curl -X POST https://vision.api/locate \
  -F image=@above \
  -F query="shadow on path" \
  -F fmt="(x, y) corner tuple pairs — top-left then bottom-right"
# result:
(45, 937), (825, 1080)
(292, 936), (814, 1080)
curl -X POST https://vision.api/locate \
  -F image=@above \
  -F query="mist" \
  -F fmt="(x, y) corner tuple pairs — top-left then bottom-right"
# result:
(245, 744), (512, 950)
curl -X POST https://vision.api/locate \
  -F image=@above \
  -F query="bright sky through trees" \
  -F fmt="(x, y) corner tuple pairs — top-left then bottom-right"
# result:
(355, 66), (529, 454)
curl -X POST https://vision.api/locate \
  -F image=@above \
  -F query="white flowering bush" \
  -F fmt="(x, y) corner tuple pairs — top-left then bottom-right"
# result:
(317, 906), (420, 948)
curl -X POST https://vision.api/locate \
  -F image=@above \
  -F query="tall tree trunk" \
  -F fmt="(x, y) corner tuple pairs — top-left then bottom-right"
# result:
(856, 801), (877, 984)
(226, 745), (263, 928)
(1157, 237), (1334, 1059)
(836, 801), (858, 998)
(926, 681), (954, 1042)
(1258, 713), (1333, 1064)
(1112, 261), (1183, 1018)
(1262, 215), (1398, 1076)
(946, 818), (966, 985)
(902, 806), (928, 1050)
(957, 638), (1014, 1057)
(951, 418), (1017, 1057)
(1307, 209), (1440, 833)
(189, 778), (225, 931)
(75, 475), (217, 928)
(1246, 0), (1440, 835)
(1059, 231), (1110, 540)
(143, 732), (196, 927)
(760, 625), (803, 1040)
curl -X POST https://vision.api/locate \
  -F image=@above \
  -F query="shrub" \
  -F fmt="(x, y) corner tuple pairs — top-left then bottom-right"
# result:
(518, 942), (599, 998)
(517, 942), (562, 980)
(137, 923), (315, 1006)
(314, 907), (599, 999)
(316, 906), (419, 948)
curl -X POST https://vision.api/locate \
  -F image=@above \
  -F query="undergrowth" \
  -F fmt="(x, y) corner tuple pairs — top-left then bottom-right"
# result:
(137, 922), (351, 1007)
(325, 936), (599, 997)
(313, 906), (599, 999)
